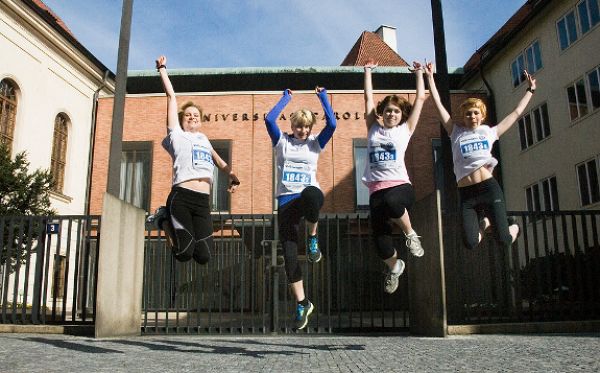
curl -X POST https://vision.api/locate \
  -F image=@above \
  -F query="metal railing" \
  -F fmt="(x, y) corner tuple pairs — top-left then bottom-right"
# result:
(142, 213), (409, 334)
(0, 215), (100, 325)
(446, 210), (600, 324)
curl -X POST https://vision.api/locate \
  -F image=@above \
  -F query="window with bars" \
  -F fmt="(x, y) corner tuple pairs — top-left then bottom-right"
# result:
(211, 140), (231, 212)
(577, 157), (600, 206)
(0, 79), (18, 152)
(50, 113), (69, 193)
(120, 141), (152, 211)
(518, 102), (550, 150)
(353, 139), (370, 210)
(511, 41), (543, 87)
(557, 0), (600, 50)
(526, 176), (559, 211)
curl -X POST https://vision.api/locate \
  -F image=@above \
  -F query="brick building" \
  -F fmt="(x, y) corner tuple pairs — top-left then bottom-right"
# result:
(88, 27), (483, 216)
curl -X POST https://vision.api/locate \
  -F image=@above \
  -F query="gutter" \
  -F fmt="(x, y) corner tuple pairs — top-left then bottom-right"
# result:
(84, 70), (110, 215)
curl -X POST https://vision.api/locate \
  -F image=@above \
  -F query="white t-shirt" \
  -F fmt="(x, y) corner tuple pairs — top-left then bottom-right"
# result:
(274, 133), (322, 197)
(362, 123), (412, 185)
(161, 125), (214, 186)
(450, 124), (498, 182)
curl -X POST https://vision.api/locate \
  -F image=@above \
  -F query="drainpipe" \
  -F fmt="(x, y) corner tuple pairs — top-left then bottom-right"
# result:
(477, 56), (504, 188)
(84, 70), (110, 216)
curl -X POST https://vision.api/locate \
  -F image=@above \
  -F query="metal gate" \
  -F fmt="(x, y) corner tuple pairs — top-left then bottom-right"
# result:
(141, 213), (410, 334)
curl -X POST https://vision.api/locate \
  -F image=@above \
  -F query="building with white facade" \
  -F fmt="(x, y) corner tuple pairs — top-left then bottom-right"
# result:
(1, 0), (114, 215)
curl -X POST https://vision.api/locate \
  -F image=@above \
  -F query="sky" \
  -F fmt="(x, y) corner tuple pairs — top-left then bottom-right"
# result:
(41, 0), (528, 72)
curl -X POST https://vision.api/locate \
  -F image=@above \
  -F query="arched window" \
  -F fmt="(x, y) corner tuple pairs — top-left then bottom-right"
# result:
(0, 79), (18, 152)
(51, 113), (69, 193)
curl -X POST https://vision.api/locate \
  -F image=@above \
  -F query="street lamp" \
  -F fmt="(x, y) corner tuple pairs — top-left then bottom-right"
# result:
(106, 0), (134, 196)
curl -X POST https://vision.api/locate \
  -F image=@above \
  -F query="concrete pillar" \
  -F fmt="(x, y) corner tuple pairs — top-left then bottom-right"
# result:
(95, 193), (145, 338)
(408, 191), (447, 336)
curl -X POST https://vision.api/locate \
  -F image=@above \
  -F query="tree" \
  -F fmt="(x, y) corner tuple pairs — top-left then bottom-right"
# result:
(0, 143), (55, 272)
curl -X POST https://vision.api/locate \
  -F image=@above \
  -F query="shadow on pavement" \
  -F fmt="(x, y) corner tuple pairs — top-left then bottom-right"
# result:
(23, 337), (123, 354)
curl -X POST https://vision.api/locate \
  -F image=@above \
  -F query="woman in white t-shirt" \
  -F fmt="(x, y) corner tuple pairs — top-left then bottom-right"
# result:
(363, 59), (427, 295)
(425, 61), (537, 251)
(147, 55), (240, 264)
(265, 87), (336, 330)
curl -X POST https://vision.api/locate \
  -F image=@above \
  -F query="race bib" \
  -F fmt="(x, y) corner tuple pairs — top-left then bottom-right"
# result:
(459, 134), (490, 158)
(282, 161), (312, 188)
(192, 144), (213, 168)
(369, 146), (397, 170)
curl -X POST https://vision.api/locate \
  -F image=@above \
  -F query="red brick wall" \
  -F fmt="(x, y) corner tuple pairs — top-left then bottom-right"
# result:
(89, 91), (486, 215)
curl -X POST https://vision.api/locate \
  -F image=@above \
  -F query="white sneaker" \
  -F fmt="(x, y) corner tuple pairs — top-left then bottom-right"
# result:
(384, 259), (405, 294)
(406, 232), (424, 257)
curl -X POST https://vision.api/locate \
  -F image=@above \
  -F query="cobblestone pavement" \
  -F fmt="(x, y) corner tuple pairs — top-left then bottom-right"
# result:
(0, 332), (598, 372)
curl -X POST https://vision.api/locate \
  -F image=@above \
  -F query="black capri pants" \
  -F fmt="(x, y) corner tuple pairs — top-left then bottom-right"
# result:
(458, 178), (512, 250)
(166, 186), (213, 264)
(369, 183), (415, 260)
(278, 186), (324, 283)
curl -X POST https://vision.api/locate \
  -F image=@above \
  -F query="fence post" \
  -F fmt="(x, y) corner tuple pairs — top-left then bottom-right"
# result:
(270, 239), (279, 334)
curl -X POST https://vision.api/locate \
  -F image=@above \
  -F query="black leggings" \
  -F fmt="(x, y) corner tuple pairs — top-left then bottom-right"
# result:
(369, 183), (415, 260)
(166, 186), (213, 264)
(459, 178), (512, 250)
(278, 186), (324, 283)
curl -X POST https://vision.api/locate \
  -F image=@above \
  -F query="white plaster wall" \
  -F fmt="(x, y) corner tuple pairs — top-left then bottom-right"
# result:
(0, 1), (112, 215)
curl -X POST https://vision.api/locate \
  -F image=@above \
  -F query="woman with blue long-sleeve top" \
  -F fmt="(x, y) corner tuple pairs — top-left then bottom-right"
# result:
(265, 87), (336, 330)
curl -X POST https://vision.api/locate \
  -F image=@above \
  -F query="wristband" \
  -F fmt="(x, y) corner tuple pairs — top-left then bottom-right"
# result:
(157, 64), (166, 71)
(230, 180), (240, 186)
(526, 87), (535, 94)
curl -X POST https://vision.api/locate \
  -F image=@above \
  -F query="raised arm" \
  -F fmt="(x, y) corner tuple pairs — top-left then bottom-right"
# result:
(363, 59), (379, 130)
(265, 90), (291, 146)
(495, 70), (537, 137)
(211, 149), (240, 193)
(424, 62), (453, 135)
(315, 86), (337, 149)
(156, 56), (179, 131)
(405, 61), (427, 133)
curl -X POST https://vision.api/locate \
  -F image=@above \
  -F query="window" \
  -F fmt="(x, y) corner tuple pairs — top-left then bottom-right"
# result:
(120, 142), (152, 211)
(557, 0), (600, 50)
(50, 113), (69, 193)
(577, 157), (600, 206)
(519, 103), (550, 150)
(567, 78), (589, 120)
(353, 139), (369, 210)
(0, 79), (18, 152)
(211, 140), (231, 212)
(526, 176), (559, 211)
(557, 10), (579, 50)
(511, 41), (543, 87)
(588, 67), (600, 110)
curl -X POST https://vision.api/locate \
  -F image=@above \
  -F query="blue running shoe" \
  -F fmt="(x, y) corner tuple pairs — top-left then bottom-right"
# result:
(307, 235), (322, 263)
(295, 301), (314, 330)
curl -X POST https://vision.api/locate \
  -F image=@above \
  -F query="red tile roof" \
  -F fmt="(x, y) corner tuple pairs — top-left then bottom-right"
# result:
(341, 31), (409, 67)
(462, 0), (553, 80)
(30, 0), (76, 39)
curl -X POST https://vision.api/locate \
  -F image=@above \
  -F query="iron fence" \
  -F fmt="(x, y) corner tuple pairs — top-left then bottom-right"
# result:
(446, 210), (600, 324)
(142, 213), (410, 334)
(0, 215), (100, 325)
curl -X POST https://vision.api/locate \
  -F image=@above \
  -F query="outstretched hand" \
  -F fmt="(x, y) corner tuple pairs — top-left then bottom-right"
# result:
(409, 61), (424, 73)
(156, 55), (167, 70)
(524, 70), (536, 90)
(424, 61), (435, 76)
(228, 174), (240, 193)
(364, 58), (378, 70)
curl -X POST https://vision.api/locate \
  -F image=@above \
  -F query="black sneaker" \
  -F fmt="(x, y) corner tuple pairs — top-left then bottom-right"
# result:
(295, 301), (314, 330)
(146, 206), (167, 230)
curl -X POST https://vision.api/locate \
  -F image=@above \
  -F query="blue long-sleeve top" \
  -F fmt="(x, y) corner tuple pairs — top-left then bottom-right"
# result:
(265, 89), (337, 207)
(264, 89), (337, 148)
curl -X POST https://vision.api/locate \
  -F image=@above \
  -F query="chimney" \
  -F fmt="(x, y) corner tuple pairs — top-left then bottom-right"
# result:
(374, 25), (398, 53)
